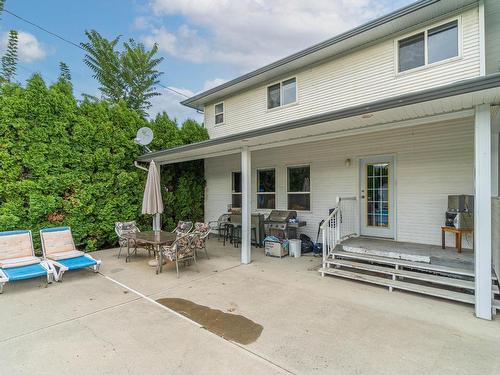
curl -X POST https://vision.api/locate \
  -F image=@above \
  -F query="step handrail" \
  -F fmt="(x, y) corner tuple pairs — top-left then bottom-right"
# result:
(320, 196), (357, 269)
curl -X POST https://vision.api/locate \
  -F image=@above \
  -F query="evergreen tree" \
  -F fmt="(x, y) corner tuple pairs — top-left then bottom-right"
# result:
(0, 0), (5, 21)
(59, 62), (72, 81)
(1, 29), (18, 83)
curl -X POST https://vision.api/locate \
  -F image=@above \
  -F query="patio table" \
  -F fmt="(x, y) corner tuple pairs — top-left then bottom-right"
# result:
(123, 231), (176, 274)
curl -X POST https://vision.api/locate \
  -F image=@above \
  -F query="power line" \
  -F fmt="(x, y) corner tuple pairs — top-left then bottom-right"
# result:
(2, 8), (194, 100)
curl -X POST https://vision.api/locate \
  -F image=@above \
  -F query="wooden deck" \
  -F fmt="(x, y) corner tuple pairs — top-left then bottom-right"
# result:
(320, 237), (499, 311)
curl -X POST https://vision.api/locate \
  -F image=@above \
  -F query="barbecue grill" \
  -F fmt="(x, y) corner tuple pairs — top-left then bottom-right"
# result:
(265, 210), (305, 239)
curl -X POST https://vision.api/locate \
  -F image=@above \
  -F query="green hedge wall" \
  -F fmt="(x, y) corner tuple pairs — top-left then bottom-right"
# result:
(0, 75), (208, 251)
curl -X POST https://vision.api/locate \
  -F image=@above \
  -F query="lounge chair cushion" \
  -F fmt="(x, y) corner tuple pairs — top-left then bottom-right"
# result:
(46, 250), (85, 261)
(0, 256), (41, 269)
(57, 255), (97, 271)
(41, 230), (76, 256)
(0, 232), (34, 261)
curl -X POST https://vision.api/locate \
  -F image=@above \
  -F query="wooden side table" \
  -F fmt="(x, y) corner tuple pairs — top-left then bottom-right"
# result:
(441, 226), (473, 253)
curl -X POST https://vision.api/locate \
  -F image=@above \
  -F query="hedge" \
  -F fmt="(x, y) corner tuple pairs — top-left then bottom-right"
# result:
(0, 74), (208, 251)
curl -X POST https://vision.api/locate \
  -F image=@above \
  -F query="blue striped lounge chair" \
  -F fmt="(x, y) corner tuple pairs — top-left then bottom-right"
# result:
(0, 230), (55, 293)
(40, 227), (101, 281)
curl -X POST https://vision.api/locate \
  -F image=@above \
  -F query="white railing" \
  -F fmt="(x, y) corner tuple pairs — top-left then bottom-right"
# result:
(321, 197), (358, 268)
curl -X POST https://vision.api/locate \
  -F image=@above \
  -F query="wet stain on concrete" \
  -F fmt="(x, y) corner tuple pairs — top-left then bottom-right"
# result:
(156, 298), (263, 345)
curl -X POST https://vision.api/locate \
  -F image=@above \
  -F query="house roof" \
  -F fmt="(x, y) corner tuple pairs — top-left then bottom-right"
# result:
(181, 0), (478, 110)
(139, 73), (500, 165)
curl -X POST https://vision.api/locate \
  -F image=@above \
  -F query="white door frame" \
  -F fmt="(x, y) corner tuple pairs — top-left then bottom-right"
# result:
(359, 155), (396, 239)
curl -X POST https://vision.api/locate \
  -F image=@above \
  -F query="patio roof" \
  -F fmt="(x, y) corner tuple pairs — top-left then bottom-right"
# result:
(181, 0), (479, 110)
(138, 73), (500, 165)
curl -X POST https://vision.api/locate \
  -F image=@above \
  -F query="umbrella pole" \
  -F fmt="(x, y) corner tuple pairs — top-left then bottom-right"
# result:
(153, 213), (161, 231)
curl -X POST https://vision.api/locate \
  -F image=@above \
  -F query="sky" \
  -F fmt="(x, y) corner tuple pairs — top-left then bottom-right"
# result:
(0, 0), (413, 124)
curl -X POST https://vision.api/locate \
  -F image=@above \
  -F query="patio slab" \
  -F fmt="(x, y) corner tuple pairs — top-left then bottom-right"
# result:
(1, 238), (500, 374)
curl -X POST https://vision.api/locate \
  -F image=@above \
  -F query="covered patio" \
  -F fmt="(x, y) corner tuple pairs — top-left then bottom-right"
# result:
(1, 239), (500, 374)
(138, 74), (500, 320)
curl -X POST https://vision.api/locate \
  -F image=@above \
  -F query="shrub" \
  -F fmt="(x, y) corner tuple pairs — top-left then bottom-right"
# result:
(0, 75), (207, 251)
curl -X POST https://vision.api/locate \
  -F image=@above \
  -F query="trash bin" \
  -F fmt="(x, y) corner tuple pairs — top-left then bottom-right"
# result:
(289, 239), (301, 258)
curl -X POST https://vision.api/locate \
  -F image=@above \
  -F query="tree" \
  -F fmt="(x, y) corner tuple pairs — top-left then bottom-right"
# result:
(0, 0), (5, 21)
(81, 30), (163, 115)
(59, 62), (72, 82)
(0, 29), (18, 83)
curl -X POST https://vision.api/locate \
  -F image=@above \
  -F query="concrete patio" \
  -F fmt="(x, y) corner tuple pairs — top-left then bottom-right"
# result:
(1, 238), (500, 375)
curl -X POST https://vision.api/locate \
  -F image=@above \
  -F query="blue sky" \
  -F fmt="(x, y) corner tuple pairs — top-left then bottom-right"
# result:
(0, 0), (413, 124)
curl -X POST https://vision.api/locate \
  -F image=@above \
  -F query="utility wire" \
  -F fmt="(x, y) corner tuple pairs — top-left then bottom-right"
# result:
(2, 8), (195, 101)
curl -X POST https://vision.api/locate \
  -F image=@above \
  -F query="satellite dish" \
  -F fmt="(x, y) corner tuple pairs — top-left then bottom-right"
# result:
(134, 127), (153, 152)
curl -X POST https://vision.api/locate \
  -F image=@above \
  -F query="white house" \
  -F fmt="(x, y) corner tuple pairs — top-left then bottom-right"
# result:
(138, 0), (500, 319)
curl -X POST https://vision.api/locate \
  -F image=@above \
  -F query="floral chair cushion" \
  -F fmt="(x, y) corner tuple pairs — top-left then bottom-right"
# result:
(191, 222), (210, 249)
(163, 234), (193, 261)
(176, 221), (193, 235)
(115, 221), (139, 246)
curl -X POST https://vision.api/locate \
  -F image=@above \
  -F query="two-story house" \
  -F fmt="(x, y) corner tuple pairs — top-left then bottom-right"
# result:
(138, 0), (500, 319)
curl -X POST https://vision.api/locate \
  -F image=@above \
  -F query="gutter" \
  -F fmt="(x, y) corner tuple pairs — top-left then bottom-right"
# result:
(138, 73), (500, 162)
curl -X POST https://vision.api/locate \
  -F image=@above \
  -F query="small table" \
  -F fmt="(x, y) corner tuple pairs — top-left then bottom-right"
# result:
(123, 231), (176, 274)
(441, 226), (473, 253)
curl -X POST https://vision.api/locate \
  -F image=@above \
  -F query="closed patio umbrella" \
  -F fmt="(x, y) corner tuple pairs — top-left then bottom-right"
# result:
(142, 161), (163, 231)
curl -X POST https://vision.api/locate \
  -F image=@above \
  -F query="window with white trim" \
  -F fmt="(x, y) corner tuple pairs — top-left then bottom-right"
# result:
(231, 172), (241, 208)
(267, 77), (296, 109)
(398, 20), (459, 73)
(257, 169), (276, 209)
(287, 166), (310, 211)
(215, 102), (224, 125)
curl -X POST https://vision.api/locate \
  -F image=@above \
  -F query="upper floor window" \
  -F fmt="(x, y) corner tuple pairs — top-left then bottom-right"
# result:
(287, 165), (310, 211)
(267, 78), (297, 109)
(398, 20), (459, 73)
(257, 169), (276, 209)
(215, 102), (224, 125)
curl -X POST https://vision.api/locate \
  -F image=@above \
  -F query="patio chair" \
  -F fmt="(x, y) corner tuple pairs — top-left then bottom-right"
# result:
(40, 227), (101, 281)
(172, 221), (193, 236)
(162, 232), (198, 278)
(191, 222), (210, 259)
(208, 213), (230, 242)
(0, 230), (54, 293)
(115, 221), (152, 259)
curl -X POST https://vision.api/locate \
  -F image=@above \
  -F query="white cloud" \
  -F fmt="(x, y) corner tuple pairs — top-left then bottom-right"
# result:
(202, 78), (227, 91)
(147, 86), (203, 124)
(144, 0), (393, 71)
(0, 31), (47, 63)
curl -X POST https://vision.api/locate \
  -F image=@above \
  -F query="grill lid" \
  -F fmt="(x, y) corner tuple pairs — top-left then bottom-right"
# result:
(266, 210), (297, 222)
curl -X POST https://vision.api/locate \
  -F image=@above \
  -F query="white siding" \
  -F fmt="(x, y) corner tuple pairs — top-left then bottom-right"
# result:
(485, 0), (500, 74)
(205, 118), (474, 247)
(205, 8), (480, 139)
(492, 198), (500, 279)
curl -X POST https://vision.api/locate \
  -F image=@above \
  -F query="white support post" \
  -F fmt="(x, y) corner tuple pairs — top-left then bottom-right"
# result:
(474, 104), (492, 320)
(241, 146), (252, 264)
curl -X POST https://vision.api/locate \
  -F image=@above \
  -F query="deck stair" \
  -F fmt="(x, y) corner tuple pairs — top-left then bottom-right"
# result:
(320, 247), (500, 309)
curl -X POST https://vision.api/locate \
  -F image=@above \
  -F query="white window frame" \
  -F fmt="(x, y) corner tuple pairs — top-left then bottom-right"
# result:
(286, 164), (311, 212)
(231, 171), (241, 208)
(256, 168), (276, 210)
(214, 102), (224, 125)
(395, 16), (462, 75)
(266, 77), (298, 111)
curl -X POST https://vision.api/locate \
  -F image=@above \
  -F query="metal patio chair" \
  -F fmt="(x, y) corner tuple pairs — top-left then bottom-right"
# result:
(172, 221), (193, 236)
(191, 222), (211, 259)
(162, 232), (198, 278)
(208, 213), (230, 242)
(115, 221), (152, 259)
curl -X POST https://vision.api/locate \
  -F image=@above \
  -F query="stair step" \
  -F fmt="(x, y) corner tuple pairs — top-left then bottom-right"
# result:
(331, 250), (499, 281)
(329, 258), (500, 294)
(319, 267), (475, 304)
(493, 299), (500, 311)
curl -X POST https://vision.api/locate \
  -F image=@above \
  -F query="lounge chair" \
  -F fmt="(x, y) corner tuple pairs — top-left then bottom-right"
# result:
(0, 230), (54, 293)
(40, 227), (101, 281)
